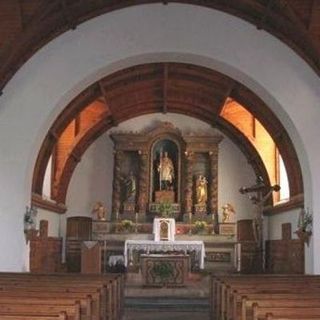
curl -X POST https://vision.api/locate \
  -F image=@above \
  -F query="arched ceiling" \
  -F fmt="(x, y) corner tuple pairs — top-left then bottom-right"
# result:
(0, 0), (319, 95)
(32, 63), (303, 211)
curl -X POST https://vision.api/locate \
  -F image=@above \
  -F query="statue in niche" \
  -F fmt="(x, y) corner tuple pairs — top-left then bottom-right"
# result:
(122, 171), (137, 203)
(158, 151), (175, 191)
(196, 175), (208, 205)
(92, 201), (107, 221)
(152, 138), (178, 204)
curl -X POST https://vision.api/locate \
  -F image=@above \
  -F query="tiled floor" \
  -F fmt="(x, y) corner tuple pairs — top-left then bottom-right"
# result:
(123, 272), (210, 319)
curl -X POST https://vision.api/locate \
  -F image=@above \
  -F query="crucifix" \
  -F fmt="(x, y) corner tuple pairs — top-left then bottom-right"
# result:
(239, 177), (280, 270)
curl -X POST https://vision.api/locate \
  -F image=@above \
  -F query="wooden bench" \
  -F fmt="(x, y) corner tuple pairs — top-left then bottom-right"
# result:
(0, 272), (124, 320)
(211, 275), (320, 320)
(0, 313), (67, 320)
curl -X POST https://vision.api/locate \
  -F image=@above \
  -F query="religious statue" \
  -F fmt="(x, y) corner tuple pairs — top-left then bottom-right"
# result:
(92, 201), (107, 220)
(221, 203), (235, 223)
(158, 151), (174, 190)
(196, 175), (208, 205)
(122, 171), (137, 202)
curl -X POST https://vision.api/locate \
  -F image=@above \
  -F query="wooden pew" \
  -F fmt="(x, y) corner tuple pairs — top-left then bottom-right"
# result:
(210, 275), (320, 320)
(0, 272), (124, 320)
(0, 302), (80, 320)
(0, 313), (67, 320)
(0, 297), (92, 319)
(253, 304), (320, 320)
(12, 272), (123, 319)
(0, 273), (124, 320)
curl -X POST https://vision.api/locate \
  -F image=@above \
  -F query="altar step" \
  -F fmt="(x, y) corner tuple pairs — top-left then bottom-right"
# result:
(123, 297), (210, 320)
(125, 297), (209, 311)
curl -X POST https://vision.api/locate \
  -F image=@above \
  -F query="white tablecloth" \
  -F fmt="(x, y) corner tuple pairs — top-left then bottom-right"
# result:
(124, 240), (205, 269)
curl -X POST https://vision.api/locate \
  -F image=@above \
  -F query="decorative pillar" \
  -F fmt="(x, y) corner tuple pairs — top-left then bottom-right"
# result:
(112, 150), (123, 220)
(138, 150), (148, 220)
(184, 151), (194, 222)
(209, 149), (219, 232)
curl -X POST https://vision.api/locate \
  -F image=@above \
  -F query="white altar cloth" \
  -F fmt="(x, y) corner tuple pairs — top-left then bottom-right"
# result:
(153, 218), (176, 241)
(124, 240), (205, 269)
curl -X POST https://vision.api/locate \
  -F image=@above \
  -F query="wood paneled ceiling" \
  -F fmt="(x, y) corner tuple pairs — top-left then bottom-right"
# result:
(32, 63), (303, 212)
(0, 0), (319, 95)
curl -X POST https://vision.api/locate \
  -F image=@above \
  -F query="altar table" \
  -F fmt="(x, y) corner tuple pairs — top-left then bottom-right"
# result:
(124, 240), (205, 269)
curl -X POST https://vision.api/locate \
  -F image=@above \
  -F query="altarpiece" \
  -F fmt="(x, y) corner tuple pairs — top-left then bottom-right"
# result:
(110, 122), (223, 224)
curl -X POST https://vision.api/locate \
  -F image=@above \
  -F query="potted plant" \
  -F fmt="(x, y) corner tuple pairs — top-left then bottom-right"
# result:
(193, 220), (208, 234)
(295, 208), (312, 246)
(158, 202), (174, 218)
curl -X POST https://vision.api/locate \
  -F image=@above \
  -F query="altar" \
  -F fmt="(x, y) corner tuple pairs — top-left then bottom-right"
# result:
(124, 239), (205, 270)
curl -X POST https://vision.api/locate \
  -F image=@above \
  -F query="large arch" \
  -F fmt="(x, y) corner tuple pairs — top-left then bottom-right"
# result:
(0, 4), (319, 272)
(32, 63), (302, 207)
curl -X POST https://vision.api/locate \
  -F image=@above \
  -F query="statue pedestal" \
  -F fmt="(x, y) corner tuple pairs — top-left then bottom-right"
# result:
(193, 204), (209, 222)
(219, 223), (236, 235)
(155, 190), (175, 203)
(194, 204), (207, 214)
(123, 201), (136, 214)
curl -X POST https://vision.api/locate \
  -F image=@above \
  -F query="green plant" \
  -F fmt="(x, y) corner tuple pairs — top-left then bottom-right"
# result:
(158, 202), (174, 218)
(120, 219), (134, 231)
(152, 262), (174, 282)
(194, 220), (208, 233)
(298, 208), (312, 232)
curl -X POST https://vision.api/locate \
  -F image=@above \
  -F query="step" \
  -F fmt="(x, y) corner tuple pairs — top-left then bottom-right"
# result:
(125, 297), (210, 311)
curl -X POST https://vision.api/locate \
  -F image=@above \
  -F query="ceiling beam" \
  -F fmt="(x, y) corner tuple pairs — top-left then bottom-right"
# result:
(257, 0), (275, 30)
(60, 0), (77, 30)
(163, 63), (168, 114)
(212, 81), (236, 122)
(99, 80), (119, 126)
(308, 0), (320, 36)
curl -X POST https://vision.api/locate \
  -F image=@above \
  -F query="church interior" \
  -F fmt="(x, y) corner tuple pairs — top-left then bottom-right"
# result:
(0, 1), (320, 319)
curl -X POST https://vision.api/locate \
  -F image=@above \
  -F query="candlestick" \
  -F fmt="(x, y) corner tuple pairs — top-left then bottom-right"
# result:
(236, 243), (241, 272)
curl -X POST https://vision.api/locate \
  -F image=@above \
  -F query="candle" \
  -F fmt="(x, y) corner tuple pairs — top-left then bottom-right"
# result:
(135, 212), (138, 223)
(236, 243), (241, 272)
(116, 211), (119, 221)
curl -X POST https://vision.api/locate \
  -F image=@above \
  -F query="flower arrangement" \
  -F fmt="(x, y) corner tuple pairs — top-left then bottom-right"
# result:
(158, 202), (174, 218)
(295, 208), (312, 246)
(194, 220), (208, 233)
(297, 208), (312, 232)
(119, 219), (134, 232)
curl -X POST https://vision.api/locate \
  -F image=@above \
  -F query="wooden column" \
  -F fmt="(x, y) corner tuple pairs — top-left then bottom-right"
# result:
(209, 150), (219, 232)
(184, 151), (194, 221)
(112, 150), (123, 219)
(138, 150), (148, 220)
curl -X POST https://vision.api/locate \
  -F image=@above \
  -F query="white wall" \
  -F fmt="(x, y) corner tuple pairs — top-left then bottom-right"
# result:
(36, 208), (61, 238)
(66, 133), (114, 218)
(0, 4), (319, 272)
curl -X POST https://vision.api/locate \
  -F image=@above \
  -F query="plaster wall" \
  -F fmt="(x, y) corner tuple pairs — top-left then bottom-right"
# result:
(0, 4), (319, 272)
